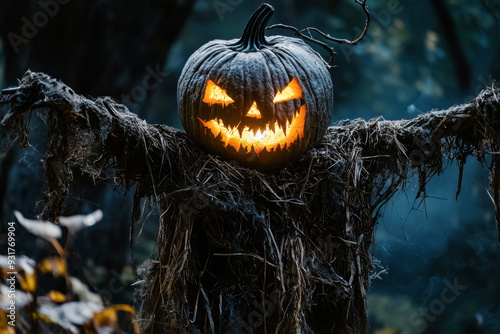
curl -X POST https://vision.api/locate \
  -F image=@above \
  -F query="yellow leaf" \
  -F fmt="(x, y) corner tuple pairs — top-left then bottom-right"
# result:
(92, 305), (141, 334)
(83, 322), (98, 334)
(112, 304), (141, 334)
(18, 273), (37, 292)
(374, 328), (402, 334)
(111, 304), (136, 314)
(93, 307), (119, 330)
(38, 257), (66, 276)
(0, 310), (15, 334)
(32, 312), (55, 324)
(48, 290), (66, 303)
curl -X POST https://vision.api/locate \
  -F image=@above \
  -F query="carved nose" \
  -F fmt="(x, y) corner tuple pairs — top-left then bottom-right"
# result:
(246, 101), (262, 119)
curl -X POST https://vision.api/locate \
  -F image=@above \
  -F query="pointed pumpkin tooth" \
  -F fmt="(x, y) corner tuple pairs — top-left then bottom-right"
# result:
(286, 110), (294, 124)
(220, 112), (231, 127)
(275, 115), (283, 130)
(227, 137), (239, 151)
(252, 123), (260, 133)
(259, 124), (266, 134)
(279, 110), (290, 131)
(238, 124), (245, 138)
(277, 116), (287, 136)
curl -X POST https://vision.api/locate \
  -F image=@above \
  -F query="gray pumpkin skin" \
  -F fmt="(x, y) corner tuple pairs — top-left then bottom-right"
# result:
(178, 4), (333, 169)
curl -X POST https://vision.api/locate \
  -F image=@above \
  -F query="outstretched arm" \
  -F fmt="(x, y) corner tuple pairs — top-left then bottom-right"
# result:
(1, 71), (499, 230)
(1, 71), (197, 219)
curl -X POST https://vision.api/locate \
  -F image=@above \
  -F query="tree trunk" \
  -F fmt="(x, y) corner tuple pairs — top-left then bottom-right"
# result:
(1, 71), (499, 333)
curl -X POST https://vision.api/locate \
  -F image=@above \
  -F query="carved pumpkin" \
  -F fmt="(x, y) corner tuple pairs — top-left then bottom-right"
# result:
(178, 3), (333, 168)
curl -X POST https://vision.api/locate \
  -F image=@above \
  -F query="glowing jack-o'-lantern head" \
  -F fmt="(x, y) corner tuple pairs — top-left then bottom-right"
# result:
(199, 77), (306, 156)
(178, 3), (333, 169)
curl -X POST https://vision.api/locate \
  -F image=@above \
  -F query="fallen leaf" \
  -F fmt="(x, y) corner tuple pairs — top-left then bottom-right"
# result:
(48, 290), (67, 303)
(38, 257), (66, 276)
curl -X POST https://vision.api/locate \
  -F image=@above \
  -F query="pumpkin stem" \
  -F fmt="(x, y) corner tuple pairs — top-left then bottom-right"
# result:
(231, 3), (274, 52)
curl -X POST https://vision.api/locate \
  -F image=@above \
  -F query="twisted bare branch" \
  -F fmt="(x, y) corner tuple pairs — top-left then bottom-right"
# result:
(267, 0), (370, 65)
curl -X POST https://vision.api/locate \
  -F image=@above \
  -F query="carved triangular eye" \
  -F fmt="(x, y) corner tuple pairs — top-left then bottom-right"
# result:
(273, 77), (303, 103)
(203, 79), (235, 107)
(246, 102), (262, 119)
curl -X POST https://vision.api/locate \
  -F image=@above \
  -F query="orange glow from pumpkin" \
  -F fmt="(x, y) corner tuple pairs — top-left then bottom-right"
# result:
(198, 104), (306, 155)
(203, 79), (235, 107)
(273, 77), (303, 103)
(246, 102), (262, 118)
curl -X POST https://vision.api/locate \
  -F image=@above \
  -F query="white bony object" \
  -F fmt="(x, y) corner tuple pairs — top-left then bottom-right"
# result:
(59, 209), (104, 234)
(14, 211), (62, 240)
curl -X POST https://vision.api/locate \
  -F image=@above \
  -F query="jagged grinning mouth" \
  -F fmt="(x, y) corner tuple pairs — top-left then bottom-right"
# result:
(198, 105), (306, 155)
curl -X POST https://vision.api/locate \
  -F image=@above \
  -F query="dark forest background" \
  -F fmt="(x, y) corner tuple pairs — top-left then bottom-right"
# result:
(0, 0), (499, 333)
